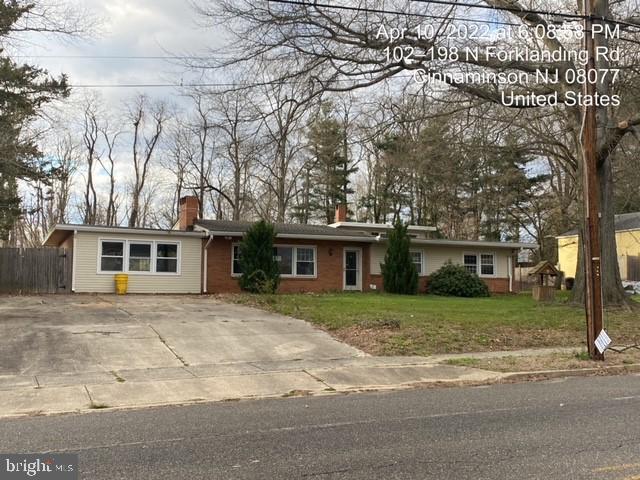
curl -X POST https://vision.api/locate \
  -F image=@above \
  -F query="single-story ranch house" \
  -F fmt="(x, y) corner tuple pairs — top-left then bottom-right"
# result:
(44, 196), (536, 294)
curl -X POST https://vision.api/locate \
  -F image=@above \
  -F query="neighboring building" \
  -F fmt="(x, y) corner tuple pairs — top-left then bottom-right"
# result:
(44, 196), (536, 294)
(556, 212), (640, 281)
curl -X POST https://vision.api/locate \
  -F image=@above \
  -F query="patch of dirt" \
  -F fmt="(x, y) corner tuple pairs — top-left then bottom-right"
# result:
(332, 325), (400, 355)
(454, 326), (583, 351)
(473, 348), (640, 372)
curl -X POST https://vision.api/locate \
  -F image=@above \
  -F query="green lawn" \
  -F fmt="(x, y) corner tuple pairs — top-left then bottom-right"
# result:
(225, 292), (639, 356)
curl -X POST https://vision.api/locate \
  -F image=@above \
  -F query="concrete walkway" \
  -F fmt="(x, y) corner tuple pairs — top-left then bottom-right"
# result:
(0, 355), (515, 418)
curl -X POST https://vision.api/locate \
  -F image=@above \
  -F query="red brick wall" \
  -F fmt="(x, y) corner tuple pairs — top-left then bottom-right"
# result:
(482, 277), (511, 294)
(366, 274), (429, 293)
(205, 237), (371, 294)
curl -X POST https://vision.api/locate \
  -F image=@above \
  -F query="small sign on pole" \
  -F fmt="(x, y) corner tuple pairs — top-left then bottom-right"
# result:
(595, 330), (612, 354)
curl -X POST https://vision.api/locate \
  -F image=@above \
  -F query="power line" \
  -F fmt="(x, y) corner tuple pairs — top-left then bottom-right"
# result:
(12, 54), (231, 60)
(410, 0), (588, 22)
(267, 0), (640, 31)
(265, 0), (522, 26)
(410, 0), (640, 30)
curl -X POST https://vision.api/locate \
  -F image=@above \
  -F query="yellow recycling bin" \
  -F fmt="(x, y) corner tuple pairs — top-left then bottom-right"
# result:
(114, 274), (129, 295)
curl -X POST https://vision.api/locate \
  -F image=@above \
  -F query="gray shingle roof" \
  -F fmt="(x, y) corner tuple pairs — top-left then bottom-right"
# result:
(195, 219), (371, 238)
(559, 212), (640, 236)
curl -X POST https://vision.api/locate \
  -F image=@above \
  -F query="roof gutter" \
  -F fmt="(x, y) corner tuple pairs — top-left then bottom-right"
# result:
(195, 228), (375, 243)
(407, 239), (538, 249)
(47, 224), (206, 238)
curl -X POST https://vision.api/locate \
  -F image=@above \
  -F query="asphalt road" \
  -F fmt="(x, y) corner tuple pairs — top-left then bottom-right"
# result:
(2, 375), (640, 479)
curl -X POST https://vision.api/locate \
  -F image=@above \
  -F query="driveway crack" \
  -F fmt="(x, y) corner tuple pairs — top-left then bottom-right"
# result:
(147, 324), (189, 367)
(302, 370), (335, 391)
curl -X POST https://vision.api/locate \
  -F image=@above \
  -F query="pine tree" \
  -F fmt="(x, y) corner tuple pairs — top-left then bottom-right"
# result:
(0, 1), (69, 241)
(238, 220), (280, 293)
(306, 102), (357, 224)
(381, 222), (418, 295)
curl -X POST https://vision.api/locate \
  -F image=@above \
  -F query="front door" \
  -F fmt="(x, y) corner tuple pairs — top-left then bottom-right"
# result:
(344, 248), (362, 291)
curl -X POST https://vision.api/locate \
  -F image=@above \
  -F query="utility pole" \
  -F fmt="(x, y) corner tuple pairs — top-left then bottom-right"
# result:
(581, 0), (605, 360)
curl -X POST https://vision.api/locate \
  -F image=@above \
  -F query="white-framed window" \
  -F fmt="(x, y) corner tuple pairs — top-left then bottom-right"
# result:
(231, 244), (317, 278)
(296, 247), (315, 276)
(463, 254), (478, 274)
(480, 253), (495, 276)
(156, 243), (178, 273)
(98, 239), (180, 275)
(129, 242), (152, 272)
(463, 253), (496, 277)
(410, 250), (424, 275)
(100, 240), (125, 272)
(232, 245), (242, 275)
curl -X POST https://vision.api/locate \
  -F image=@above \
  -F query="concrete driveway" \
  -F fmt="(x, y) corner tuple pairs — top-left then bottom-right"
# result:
(0, 295), (502, 418)
(0, 295), (364, 377)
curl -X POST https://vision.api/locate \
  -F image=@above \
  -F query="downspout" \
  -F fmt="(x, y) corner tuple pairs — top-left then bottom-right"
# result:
(508, 251), (514, 293)
(71, 230), (77, 293)
(203, 234), (213, 293)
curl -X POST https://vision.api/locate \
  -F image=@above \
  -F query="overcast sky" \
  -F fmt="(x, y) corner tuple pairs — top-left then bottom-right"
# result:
(23, 0), (224, 104)
(13, 1), (233, 223)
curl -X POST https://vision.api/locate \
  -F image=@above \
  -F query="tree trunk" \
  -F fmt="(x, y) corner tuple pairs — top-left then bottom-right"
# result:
(571, 153), (628, 306)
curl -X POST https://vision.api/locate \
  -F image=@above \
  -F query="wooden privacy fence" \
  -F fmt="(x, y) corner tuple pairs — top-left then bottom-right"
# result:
(0, 247), (72, 294)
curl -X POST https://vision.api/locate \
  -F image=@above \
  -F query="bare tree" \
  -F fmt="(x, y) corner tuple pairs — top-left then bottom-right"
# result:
(127, 95), (168, 228)
(97, 125), (121, 226)
(194, 0), (640, 305)
(256, 79), (311, 222)
(81, 101), (99, 224)
(212, 89), (260, 220)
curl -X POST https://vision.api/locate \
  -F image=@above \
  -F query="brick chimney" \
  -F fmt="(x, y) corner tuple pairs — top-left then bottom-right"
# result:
(334, 204), (348, 223)
(179, 196), (199, 230)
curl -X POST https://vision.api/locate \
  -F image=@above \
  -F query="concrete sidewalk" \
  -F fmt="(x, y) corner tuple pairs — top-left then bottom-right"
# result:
(0, 355), (512, 418)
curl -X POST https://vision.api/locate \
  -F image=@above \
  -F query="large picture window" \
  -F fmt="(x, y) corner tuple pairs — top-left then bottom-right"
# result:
(232, 244), (316, 278)
(100, 241), (124, 272)
(98, 239), (180, 275)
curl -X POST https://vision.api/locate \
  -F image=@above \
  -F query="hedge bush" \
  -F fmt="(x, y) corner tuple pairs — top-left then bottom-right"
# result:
(428, 262), (490, 297)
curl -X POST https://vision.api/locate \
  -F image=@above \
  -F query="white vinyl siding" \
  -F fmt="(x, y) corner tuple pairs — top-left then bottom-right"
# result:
(74, 231), (201, 293)
(370, 244), (509, 277)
